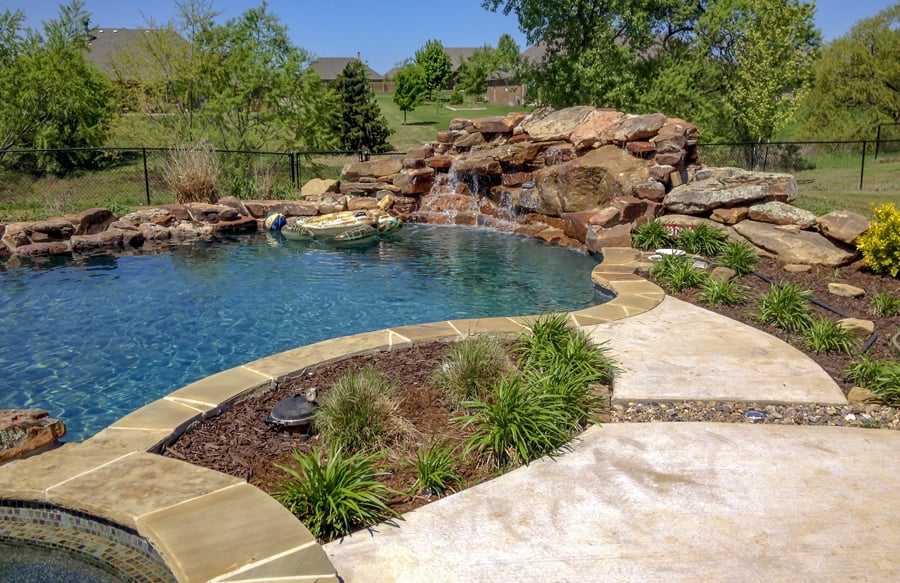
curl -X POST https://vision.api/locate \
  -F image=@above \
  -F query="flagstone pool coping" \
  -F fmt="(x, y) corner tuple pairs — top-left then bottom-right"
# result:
(0, 247), (658, 583)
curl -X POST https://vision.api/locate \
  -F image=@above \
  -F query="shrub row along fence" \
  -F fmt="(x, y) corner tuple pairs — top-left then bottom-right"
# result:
(0, 148), (368, 222)
(696, 139), (900, 194)
(1, 138), (898, 222)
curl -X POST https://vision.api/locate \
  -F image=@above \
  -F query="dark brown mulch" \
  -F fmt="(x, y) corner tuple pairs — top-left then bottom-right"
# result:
(675, 257), (899, 393)
(161, 341), (496, 515)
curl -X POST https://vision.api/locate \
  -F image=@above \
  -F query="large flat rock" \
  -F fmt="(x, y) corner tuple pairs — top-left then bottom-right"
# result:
(733, 220), (857, 266)
(597, 296), (846, 405)
(327, 422), (900, 582)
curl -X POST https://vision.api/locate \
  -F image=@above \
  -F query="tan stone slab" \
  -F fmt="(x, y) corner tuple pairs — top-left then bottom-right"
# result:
(446, 317), (529, 336)
(138, 483), (318, 583)
(389, 321), (461, 341)
(573, 303), (630, 322)
(599, 296), (847, 405)
(166, 366), (272, 409)
(46, 452), (243, 529)
(591, 263), (638, 275)
(611, 294), (665, 314)
(246, 330), (399, 379)
(0, 426), (172, 500)
(598, 247), (642, 264)
(605, 279), (663, 296)
(109, 399), (203, 432)
(217, 543), (336, 582)
(592, 272), (647, 287)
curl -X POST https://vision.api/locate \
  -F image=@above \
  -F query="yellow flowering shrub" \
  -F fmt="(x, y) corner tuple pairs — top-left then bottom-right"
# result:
(856, 203), (900, 278)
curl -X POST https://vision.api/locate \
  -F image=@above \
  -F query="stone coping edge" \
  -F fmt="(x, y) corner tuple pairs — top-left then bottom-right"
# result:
(0, 246), (658, 583)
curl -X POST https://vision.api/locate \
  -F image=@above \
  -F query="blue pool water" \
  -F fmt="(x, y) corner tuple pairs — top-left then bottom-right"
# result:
(0, 225), (604, 442)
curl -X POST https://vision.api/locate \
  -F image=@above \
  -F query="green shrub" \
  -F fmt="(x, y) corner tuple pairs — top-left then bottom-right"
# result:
(872, 292), (900, 317)
(755, 283), (813, 332)
(515, 313), (617, 387)
(650, 254), (708, 293)
(676, 223), (728, 256)
(407, 440), (461, 497)
(845, 355), (890, 388)
(431, 335), (513, 406)
(163, 142), (220, 204)
(801, 317), (857, 354)
(874, 365), (900, 404)
(458, 374), (569, 468)
(313, 366), (404, 453)
(698, 278), (747, 307)
(856, 203), (900, 278)
(717, 240), (758, 276)
(632, 218), (674, 250)
(274, 445), (398, 542)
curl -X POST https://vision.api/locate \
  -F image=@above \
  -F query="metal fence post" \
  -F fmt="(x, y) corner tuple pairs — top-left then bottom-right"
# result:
(143, 148), (151, 205)
(875, 125), (882, 160)
(859, 140), (867, 190)
(290, 152), (296, 188)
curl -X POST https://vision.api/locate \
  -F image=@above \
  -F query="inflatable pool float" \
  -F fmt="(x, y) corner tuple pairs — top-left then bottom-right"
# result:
(280, 208), (402, 241)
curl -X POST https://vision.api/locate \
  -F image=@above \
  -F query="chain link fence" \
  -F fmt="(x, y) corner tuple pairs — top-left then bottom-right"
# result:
(0, 148), (365, 222)
(696, 140), (900, 194)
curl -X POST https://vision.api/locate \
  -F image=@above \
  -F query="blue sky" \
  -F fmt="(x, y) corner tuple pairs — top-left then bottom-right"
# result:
(5, 0), (896, 74)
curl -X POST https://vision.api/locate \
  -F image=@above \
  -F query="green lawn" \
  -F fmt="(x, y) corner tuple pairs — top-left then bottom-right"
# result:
(376, 93), (534, 151)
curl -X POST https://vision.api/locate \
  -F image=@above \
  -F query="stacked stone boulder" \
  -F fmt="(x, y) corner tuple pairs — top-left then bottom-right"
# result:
(0, 106), (872, 267)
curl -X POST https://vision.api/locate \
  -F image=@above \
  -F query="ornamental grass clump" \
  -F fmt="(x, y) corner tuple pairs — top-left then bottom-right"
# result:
(755, 282), (813, 332)
(717, 240), (758, 276)
(650, 254), (708, 293)
(406, 440), (462, 498)
(856, 203), (900, 278)
(801, 317), (857, 354)
(632, 218), (674, 250)
(163, 142), (220, 204)
(274, 445), (398, 542)
(698, 277), (747, 307)
(313, 366), (405, 454)
(844, 356), (900, 404)
(676, 223), (728, 256)
(431, 335), (513, 407)
(459, 314), (617, 468)
(872, 292), (900, 317)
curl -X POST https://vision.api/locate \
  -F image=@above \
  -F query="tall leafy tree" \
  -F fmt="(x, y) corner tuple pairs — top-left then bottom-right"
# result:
(392, 63), (427, 124)
(797, 2), (900, 139)
(334, 59), (392, 152)
(0, 1), (114, 173)
(415, 39), (453, 100)
(457, 46), (496, 98)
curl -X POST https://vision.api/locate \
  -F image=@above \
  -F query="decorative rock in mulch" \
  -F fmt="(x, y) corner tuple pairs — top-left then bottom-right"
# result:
(828, 282), (866, 298)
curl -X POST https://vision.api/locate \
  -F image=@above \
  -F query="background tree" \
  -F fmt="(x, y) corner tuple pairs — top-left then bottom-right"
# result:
(334, 59), (392, 152)
(415, 39), (453, 100)
(457, 46), (496, 98)
(392, 63), (427, 124)
(796, 2), (900, 139)
(0, 1), (114, 174)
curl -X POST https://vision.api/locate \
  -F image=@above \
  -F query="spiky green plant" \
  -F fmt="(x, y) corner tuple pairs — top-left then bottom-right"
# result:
(717, 240), (758, 276)
(802, 317), (857, 354)
(698, 277), (747, 307)
(431, 335), (513, 406)
(755, 283), (813, 332)
(650, 254), (708, 293)
(407, 440), (462, 497)
(632, 218), (674, 250)
(274, 445), (399, 542)
(872, 292), (900, 317)
(845, 355), (891, 388)
(458, 374), (569, 468)
(676, 223), (728, 256)
(313, 366), (404, 454)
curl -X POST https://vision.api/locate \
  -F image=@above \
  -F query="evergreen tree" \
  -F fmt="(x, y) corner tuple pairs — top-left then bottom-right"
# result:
(334, 59), (392, 152)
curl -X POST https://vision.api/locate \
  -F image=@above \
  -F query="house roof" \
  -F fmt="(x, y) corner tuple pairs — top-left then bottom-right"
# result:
(309, 57), (383, 81)
(86, 28), (186, 76)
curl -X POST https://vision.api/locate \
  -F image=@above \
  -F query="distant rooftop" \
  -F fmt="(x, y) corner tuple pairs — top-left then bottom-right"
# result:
(309, 57), (383, 81)
(87, 27), (186, 76)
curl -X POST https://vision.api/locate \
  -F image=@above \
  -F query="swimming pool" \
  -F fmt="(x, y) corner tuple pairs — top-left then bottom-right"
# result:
(0, 225), (604, 441)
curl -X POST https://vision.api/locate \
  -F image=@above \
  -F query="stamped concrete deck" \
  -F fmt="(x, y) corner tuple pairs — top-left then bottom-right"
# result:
(4, 246), (896, 582)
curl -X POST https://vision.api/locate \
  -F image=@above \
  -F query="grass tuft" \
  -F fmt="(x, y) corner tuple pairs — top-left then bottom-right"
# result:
(755, 282), (814, 332)
(431, 335), (513, 407)
(163, 142), (220, 204)
(407, 439), (462, 497)
(801, 317), (857, 354)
